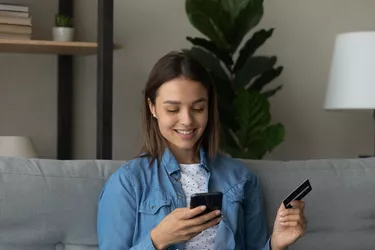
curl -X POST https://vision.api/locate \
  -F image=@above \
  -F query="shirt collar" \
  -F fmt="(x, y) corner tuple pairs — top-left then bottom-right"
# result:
(161, 147), (210, 175)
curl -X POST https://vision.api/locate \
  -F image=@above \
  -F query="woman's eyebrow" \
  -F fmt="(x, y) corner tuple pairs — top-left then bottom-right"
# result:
(163, 98), (207, 105)
(163, 100), (181, 104)
(193, 98), (207, 104)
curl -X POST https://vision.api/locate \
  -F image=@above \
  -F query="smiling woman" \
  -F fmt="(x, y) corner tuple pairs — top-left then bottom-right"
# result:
(97, 51), (307, 250)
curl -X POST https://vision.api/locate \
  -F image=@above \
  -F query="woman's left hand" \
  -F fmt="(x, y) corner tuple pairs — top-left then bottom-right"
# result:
(270, 200), (307, 250)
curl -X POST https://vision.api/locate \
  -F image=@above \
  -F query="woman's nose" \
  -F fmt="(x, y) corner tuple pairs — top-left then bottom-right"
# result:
(180, 110), (193, 126)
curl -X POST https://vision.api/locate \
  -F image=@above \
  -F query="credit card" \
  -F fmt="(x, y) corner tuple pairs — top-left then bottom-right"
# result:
(283, 179), (312, 209)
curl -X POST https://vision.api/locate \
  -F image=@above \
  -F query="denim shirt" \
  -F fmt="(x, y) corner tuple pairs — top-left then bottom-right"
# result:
(97, 148), (271, 250)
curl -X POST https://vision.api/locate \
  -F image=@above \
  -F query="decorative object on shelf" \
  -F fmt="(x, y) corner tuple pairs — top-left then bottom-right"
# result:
(0, 3), (31, 40)
(53, 14), (74, 42)
(0, 136), (38, 158)
(183, 0), (285, 159)
(325, 31), (375, 157)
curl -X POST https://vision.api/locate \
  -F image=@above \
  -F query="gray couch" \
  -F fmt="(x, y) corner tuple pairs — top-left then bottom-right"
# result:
(0, 156), (374, 250)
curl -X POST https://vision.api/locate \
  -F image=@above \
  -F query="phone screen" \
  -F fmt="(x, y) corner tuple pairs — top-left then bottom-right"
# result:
(190, 192), (223, 215)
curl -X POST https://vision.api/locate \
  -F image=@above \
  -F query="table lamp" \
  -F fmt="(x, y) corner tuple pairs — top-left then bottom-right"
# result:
(0, 136), (38, 158)
(324, 32), (375, 156)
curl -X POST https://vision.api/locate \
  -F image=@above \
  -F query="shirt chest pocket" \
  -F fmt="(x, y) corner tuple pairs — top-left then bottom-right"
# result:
(138, 192), (173, 231)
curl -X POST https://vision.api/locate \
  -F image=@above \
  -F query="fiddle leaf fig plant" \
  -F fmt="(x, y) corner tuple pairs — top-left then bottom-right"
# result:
(184, 0), (285, 159)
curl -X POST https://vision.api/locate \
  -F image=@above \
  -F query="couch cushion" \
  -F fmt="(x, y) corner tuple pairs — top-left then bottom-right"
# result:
(0, 157), (122, 250)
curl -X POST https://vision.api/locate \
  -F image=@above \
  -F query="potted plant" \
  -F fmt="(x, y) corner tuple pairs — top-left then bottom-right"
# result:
(53, 14), (74, 42)
(184, 0), (285, 159)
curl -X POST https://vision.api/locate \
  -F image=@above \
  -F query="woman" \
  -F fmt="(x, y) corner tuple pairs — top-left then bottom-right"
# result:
(97, 51), (307, 250)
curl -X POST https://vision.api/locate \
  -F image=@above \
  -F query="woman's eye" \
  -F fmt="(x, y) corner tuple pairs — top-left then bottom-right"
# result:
(167, 109), (179, 113)
(193, 108), (205, 112)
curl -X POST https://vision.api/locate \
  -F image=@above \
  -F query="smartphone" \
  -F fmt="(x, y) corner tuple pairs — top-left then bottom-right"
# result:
(190, 192), (223, 216)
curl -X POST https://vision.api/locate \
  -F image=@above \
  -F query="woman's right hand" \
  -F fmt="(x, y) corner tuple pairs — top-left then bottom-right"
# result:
(150, 206), (221, 250)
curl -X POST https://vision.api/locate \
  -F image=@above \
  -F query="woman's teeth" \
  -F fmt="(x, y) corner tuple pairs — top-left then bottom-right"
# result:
(176, 130), (194, 135)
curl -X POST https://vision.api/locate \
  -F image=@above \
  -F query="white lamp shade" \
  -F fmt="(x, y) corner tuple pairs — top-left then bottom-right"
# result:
(325, 32), (375, 110)
(0, 136), (38, 158)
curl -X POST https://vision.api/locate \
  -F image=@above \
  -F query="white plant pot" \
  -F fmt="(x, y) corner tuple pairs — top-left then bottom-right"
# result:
(52, 27), (74, 42)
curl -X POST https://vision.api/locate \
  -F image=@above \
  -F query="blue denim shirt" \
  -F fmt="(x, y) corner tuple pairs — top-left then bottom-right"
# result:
(97, 148), (271, 250)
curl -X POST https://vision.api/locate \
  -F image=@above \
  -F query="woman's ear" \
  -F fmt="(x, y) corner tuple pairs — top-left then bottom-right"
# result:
(147, 98), (157, 118)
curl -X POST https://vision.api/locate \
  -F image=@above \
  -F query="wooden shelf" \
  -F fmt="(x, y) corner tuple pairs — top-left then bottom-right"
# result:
(0, 39), (120, 55)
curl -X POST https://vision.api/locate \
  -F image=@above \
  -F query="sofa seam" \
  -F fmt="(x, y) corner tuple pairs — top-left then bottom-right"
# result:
(0, 172), (107, 180)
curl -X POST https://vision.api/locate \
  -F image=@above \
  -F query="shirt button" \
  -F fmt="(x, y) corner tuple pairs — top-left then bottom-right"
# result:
(177, 195), (183, 199)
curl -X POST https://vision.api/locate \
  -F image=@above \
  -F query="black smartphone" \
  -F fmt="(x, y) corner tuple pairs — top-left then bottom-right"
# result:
(190, 192), (223, 216)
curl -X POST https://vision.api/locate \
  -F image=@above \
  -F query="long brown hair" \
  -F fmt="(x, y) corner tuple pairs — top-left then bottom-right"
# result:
(138, 51), (220, 164)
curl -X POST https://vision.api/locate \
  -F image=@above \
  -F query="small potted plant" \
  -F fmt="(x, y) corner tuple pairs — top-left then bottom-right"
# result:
(53, 14), (74, 42)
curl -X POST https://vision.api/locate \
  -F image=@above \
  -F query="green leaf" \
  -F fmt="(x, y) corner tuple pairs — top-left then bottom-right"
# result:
(250, 66), (283, 91)
(260, 123), (285, 152)
(229, 0), (264, 50)
(262, 85), (283, 98)
(220, 0), (250, 20)
(233, 90), (270, 147)
(184, 47), (230, 81)
(225, 122), (284, 159)
(234, 28), (274, 72)
(220, 90), (285, 159)
(186, 37), (233, 67)
(55, 14), (73, 27)
(235, 56), (277, 89)
(186, 0), (232, 49)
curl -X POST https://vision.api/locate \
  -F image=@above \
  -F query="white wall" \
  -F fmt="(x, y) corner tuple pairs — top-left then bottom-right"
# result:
(1, 1), (372, 160)
(72, 0), (375, 160)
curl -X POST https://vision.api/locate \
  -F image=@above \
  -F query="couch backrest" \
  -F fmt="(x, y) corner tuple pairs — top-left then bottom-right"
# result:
(1, 156), (375, 250)
(245, 157), (375, 250)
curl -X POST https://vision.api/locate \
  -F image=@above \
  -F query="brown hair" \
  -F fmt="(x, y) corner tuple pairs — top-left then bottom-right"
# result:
(138, 51), (220, 164)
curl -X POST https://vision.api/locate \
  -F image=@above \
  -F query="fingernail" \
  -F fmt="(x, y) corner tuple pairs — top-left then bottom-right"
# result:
(279, 212), (285, 216)
(201, 206), (206, 211)
(215, 210), (221, 216)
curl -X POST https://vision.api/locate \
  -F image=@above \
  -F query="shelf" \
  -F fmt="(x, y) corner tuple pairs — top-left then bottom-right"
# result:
(0, 39), (120, 55)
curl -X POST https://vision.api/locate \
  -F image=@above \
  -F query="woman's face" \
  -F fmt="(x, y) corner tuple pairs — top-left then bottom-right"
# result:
(149, 77), (208, 154)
